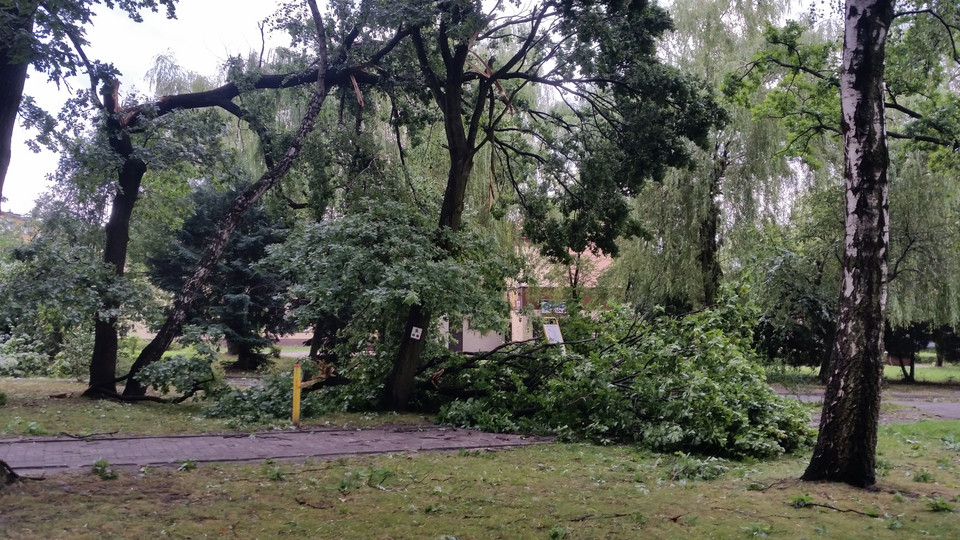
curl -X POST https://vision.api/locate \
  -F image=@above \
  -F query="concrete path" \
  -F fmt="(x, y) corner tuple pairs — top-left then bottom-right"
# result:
(898, 400), (960, 420)
(775, 387), (960, 420)
(4, 388), (955, 477)
(0, 426), (549, 476)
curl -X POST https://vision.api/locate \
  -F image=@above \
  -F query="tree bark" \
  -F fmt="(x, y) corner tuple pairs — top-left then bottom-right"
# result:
(383, 29), (481, 410)
(0, 4), (37, 212)
(802, 0), (893, 488)
(122, 1), (331, 396)
(383, 151), (475, 409)
(698, 141), (727, 307)
(85, 83), (147, 398)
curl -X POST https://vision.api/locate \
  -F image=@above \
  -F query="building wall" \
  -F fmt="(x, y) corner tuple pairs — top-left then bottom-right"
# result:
(459, 319), (504, 353)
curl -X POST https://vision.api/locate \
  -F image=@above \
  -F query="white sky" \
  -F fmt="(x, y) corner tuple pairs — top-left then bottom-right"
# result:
(4, 0), (286, 215)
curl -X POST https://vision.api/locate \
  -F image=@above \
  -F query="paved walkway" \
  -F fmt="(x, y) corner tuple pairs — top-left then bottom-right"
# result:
(0, 426), (549, 476)
(775, 387), (960, 421)
(4, 389), (956, 478)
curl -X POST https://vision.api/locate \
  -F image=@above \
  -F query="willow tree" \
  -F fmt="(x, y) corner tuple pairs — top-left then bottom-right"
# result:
(885, 152), (960, 320)
(605, 0), (796, 310)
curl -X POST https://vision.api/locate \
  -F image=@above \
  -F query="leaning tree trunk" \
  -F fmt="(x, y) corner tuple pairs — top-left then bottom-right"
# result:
(122, 5), (330, 396)
(801, 0), (893, 488)
(85, 84), (147, 398)
(0, 4), (37, 212)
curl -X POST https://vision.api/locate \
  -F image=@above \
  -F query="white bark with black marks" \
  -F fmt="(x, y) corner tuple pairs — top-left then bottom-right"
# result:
(802, 0), (893, 488)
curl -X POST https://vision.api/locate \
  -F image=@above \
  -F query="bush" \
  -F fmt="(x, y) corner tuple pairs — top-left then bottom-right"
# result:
(136, 354), (222, 397)
(0, 391), (6, 406)
(204, 372), (325, 424)
(436, 290), (814, 459)
(0, 328), (94, 380)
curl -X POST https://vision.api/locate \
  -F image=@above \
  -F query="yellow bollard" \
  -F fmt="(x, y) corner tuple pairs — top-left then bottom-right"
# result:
(292, 363), (302, 427)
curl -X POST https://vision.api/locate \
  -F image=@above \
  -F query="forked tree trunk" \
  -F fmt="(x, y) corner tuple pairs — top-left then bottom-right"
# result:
(802, 0), (893, 488)
(897, 354), (914, 382)
(85, 84), (147, 398)
(384, 31), (481, 410)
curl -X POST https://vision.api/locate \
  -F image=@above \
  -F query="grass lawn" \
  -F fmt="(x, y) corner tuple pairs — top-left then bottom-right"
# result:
(1, 378), (960, 538)
(768, 364), (960, 386)
(0, 378), (432, 437)
(1, 426), (959, 538)
(885, 364), (960, 384)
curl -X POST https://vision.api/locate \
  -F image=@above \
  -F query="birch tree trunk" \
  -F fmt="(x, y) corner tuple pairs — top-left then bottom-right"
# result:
(801, 0), (893, 488)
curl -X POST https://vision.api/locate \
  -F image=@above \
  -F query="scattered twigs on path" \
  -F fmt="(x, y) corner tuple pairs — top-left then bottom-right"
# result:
(58, 431), (120, 439)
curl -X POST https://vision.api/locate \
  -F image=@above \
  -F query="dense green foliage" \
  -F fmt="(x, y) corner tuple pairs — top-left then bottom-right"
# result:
(0, 204), (154, 378)
(145, 184), (294, 369)
(433, 291), (813, 459)
(266, 197), (518, 367)
(204, 372), (327, 426)
(186, 291), (813, 460)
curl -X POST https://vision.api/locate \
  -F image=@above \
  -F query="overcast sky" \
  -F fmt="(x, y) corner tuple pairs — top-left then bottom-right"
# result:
(5, 0), (286, 214)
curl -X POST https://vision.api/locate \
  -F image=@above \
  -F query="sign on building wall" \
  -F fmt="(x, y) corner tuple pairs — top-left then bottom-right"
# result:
(540, 300), (566, 314)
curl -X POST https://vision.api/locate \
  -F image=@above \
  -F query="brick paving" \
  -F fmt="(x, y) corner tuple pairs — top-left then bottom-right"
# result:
(0, 426), (549, 476)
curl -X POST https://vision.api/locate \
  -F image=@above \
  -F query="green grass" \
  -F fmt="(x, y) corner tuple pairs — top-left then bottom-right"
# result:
(885, 364), (960, 384)
(2, 378), (960, 537)
(767, 364), (960, 386)
(0, 378), (433, 437)
(2, 423), (959, 538)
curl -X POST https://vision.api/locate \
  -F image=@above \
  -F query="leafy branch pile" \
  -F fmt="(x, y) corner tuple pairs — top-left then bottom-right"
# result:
(166, 289), (812, 459)
(433, 293), (813, 459)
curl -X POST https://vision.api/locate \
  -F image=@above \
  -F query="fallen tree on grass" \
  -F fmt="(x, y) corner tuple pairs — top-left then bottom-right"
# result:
(144, 289), (812, 460)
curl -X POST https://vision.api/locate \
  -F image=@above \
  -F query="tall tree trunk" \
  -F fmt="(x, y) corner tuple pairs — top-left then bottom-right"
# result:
(384, 150), (474, 410)
(802, 0), (893, 488)
(384, 31), (479, 410)
(85, 83), (147, 398)
(123, 5), (330, 396)
(0, 4), (37, 211)
(698, 141), (727, 306)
